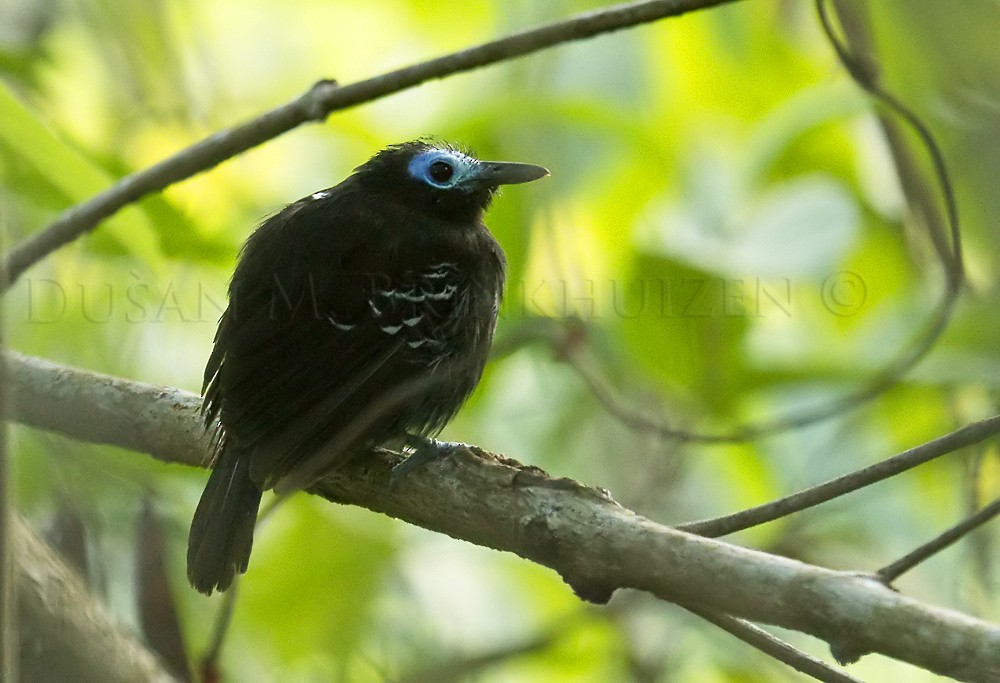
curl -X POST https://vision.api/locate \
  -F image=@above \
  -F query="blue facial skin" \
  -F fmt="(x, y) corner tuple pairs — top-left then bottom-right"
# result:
(407, 149), (479, 190)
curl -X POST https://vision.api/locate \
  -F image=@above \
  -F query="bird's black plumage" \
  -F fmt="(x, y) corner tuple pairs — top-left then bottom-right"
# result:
(187, 141), (547, 594)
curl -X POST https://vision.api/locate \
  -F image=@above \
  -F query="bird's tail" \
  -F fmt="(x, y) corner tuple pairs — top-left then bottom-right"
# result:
(187, 443), (263, 594)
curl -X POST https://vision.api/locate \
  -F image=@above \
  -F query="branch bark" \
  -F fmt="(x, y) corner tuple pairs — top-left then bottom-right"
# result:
(6, 351), (1000, 682)
(0, 0), (743, 290)
(13, 515), (178, 682)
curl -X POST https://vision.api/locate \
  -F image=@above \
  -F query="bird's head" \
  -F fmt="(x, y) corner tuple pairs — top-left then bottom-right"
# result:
(354, 141), (548, 222)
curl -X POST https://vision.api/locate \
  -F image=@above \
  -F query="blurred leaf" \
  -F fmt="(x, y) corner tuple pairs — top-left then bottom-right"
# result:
(0, 80), (161, 263)
(45, 496), (90, 579)
(650, 171), (860, 279)
(239, 498), (397, 666)
(744, 83), (867, 190)
(137, 496), (193, 682)
(619, 253), (750, 413)
(0, 0), (56, 86)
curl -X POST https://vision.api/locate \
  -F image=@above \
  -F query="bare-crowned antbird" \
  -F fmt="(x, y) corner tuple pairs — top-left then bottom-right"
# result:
(187, 141), (548, 593)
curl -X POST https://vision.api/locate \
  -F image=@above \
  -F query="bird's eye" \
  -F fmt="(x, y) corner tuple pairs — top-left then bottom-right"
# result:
(428, 160), (454, 183)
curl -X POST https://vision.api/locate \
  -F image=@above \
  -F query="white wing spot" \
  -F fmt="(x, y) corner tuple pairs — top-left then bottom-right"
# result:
(403, 315), (422, 327)
(368, 300), (383, 317)
(379, 288), (419, 301)
(311, 190), (331, 200)
(380, 324), (402, 334)
(407, 339), (427, 348)
(428, 284), (457, 301)
(327, 315), (356, 331)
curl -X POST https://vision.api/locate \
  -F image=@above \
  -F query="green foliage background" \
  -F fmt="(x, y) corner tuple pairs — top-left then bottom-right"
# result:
(2, 0), (998, 680)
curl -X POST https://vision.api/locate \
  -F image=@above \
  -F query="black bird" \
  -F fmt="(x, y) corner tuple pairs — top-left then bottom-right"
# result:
(187, 141), (548, 594)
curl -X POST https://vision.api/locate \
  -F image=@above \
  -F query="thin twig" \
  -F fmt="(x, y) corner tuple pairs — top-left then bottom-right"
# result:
(877, 496), (1000, 585)
(963, 445), (995, 594)
(198, 581), (237, 683)
(397, 628), (561, 683)
(0, 0), (743, 290)
(198, 494), (284, 678)
(683, 604), (862, 683)
(823, 0), (962, 285)
(678, 415), (1000, 537)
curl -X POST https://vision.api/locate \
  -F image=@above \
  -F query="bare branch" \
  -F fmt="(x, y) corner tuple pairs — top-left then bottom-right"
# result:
(6, 353), (212, 467)
(816, 0), (964, 399)
(877, 496), (1000, 585)
(678, 415), (1000, 537)
(0, 0), (744, 290)
(398, 628), (560, 683)
(824, 0), (962, 285)
(13, 515), (179, 682)
(681, 605), (862, 683)
(5, 350), (1000, 681)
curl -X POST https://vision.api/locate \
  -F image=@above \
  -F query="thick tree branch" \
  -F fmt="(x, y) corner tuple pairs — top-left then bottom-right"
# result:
(6, 351), (1000, 681)
(13, 515), (178, 682)
(0, 0), (742, 290)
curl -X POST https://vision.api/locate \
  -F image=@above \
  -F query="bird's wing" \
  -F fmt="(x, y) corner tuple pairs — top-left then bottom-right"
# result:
(262, 263), (475, 492)
(205, 194), (468, 491)
(208, 272), (413, 486)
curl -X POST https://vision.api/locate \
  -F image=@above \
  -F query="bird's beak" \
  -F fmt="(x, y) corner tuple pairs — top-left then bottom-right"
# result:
(475, 161), (549, 186)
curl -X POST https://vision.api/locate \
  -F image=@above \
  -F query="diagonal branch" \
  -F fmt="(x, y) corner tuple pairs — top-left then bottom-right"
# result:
(13, 515), (179, 682)
(0, 0), (744, 290)
(681, 605), (862, 683)
(876, 496), (1000, 585)
(5, 350), (1000, 681)
(678, 415), (1000, 537)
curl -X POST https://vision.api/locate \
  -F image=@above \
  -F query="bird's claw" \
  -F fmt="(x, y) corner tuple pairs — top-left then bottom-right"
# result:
(388, 437), (464, 491)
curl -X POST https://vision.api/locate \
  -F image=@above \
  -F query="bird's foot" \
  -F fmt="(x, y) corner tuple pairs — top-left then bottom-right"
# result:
(388, 437), (465, 490)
